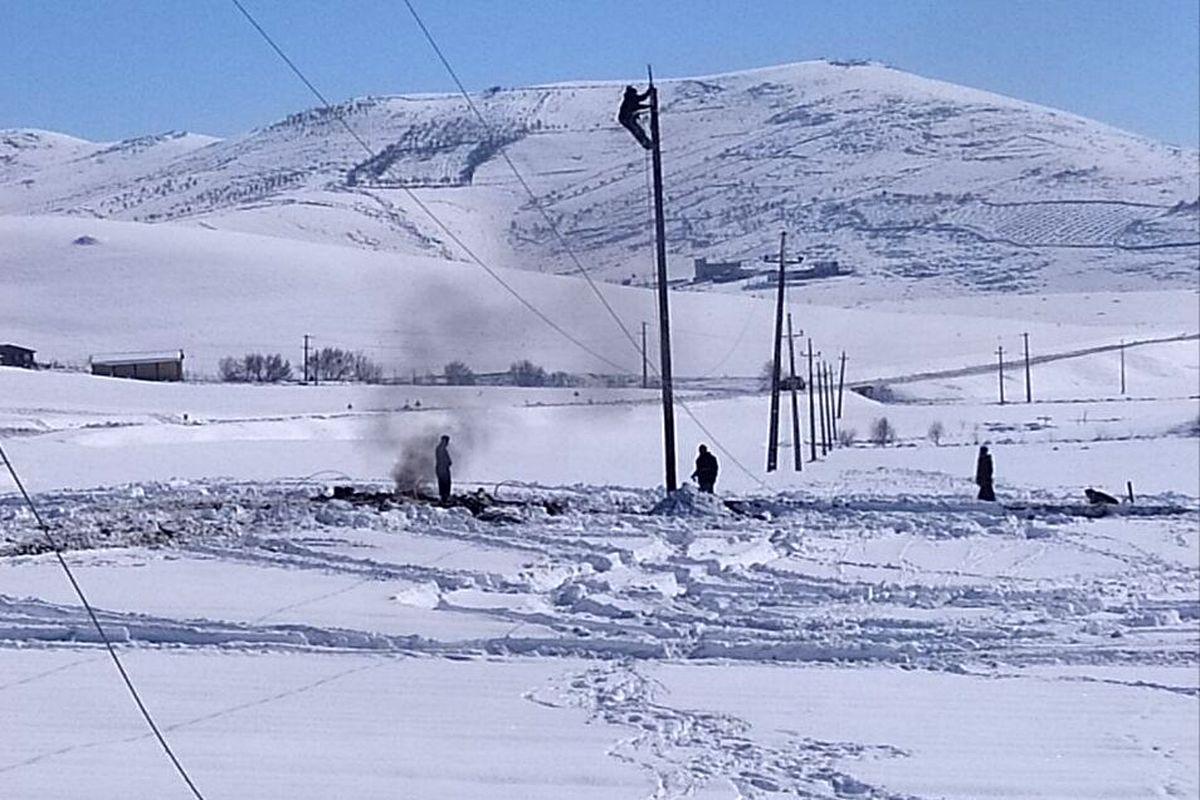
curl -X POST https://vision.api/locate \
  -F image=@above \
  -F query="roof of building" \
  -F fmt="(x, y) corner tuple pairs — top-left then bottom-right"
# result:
(91, 350), (184, 366)
(0, 344), (35, 353)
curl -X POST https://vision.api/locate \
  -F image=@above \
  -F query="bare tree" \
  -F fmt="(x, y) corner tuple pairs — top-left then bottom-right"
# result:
(219, 356), (245, 382)
(927, 420), (945, 446)
(870, 416), (895, 446)
(509, 359), (547, 387)
(443, 361), (476, 386)
(219, 352), (291, 383)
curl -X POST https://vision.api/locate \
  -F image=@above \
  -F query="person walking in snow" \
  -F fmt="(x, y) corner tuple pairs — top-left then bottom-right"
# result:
(434, 435), (453, 504)
(691, 444), (719, 493)
(617, 85), (653, 150)
(975, 445), (995, 501)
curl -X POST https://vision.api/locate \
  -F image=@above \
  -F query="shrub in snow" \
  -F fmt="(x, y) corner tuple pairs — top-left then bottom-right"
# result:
(927, 420), (945, 446)
(837, 427), (857, 447)
(870, 416), (895, 446)
(71, 235), (100, 245)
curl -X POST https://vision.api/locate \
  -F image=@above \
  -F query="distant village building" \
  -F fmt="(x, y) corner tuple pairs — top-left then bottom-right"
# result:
(0, 344), (36, 369)
(693, 257), (752, 283)
(91, 350), (185, 382)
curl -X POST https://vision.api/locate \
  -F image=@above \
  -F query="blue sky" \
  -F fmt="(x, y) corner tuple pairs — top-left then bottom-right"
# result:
(2, 0), (1197, 146)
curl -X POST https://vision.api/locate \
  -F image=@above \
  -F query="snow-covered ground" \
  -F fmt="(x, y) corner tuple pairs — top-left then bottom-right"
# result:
(2, 315), (1197, 798)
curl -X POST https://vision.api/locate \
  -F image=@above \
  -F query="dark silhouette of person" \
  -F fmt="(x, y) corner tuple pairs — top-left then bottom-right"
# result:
(975, 445), (995, 501)
(691, 444), (719, 493)
(1085, 487), (1119, 505)
(617, 85), (653, 150)
(434, 435), (452, 503)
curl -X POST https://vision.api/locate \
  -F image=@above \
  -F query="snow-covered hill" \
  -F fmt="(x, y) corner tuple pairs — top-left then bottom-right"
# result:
(2, 61), (1196, 299)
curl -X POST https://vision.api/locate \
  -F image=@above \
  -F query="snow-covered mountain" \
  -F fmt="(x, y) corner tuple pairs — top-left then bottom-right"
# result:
(2, 61), (1197, 298)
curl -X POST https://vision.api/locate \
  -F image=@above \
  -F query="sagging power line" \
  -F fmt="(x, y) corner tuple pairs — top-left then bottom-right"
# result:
(0, 444), (207, 800)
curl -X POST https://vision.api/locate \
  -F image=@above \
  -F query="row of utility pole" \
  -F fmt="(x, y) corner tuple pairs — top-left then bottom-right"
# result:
(998, 334), (1132, 404)
(764, 231), (847, 472)
(996, 332), (1033, 405)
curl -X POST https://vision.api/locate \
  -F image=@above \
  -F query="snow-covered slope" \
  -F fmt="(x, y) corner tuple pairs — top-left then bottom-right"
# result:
(5, 215), (1195, 376)
(2, 61), (1196, 298)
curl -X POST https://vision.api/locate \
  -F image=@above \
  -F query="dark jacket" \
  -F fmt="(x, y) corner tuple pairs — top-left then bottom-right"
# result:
(693, 450), (718, 482)
(435, 442), (452, 476)
(975, 451), (993, 485)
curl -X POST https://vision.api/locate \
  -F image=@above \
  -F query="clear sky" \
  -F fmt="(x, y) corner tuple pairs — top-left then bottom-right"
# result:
(2, 0), (1197, 147)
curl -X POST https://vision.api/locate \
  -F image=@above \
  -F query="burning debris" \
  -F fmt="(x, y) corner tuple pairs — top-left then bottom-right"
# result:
(318, 484), (566, 522)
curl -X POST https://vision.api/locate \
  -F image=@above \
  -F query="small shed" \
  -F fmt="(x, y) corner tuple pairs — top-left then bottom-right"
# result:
(0, 344), (36, 369)
(91, 350), (185, 382)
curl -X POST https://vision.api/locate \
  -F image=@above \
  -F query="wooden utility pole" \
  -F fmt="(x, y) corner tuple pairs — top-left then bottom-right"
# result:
(303, 334), (310, 384)
(1022, 332), (1032, 403)
(647, 69), (677, 491)
(1120, 339), (1126, 395)
(786, 313), (803, 472)
(805, 339), (818, 461)
(836, 351), (847, 419)
(996, 345), (1005, 405)
(825, 361), (838, 444)
(766, 232), (788, 472)
(641, 321), (648, 389)
(817, 357), (829, 455)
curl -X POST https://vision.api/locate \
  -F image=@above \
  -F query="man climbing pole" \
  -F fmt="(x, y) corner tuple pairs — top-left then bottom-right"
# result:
(617, 85), (653, 150)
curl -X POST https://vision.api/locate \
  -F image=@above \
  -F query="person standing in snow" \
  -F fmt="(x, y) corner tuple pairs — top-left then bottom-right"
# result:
(434, 435), (452, 504)
(975, 445), (995, 501)
(691, 444), (719, 493)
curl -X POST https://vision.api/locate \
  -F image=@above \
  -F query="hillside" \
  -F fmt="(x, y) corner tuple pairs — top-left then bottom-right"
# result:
(2, 61), (1196, 300)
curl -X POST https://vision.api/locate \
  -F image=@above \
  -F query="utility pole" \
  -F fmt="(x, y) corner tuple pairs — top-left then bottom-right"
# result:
(766, 231), (788, 472)
(303, 334), (310, 384)
(647, 68), (677, 491)
(641, 321), (648, 389)
(786, 313), (803, 472)
(825, 361), (838, 445)
(836, 351), (847, 419)
(1022, 332), (1032, 403)
(996, 345), (1005, 405)
(817, 356), (829, 455)
(1120, 339), (1126, 395)
(805, 339), (818, 462)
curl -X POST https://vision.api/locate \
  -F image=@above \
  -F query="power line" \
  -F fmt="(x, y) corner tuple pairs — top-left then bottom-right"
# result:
(229, 0), (633, 376)
(0, 443), (206, 800)
(401, 1), (770, 492)
(231, 0), (768, 491)
(402, 0), (644, 359)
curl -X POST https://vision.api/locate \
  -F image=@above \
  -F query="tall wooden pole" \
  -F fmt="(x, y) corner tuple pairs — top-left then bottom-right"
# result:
(997, 345), (1005, 405)
(1022, 332), (1032, 403)
(1120, 340), (1126, 395)
(836, 351), (847, 419)
(806, 339), (818, 462)
(825, 362), (838, 444)
(303, 334), (310, 384)
(817, 357), (829, 455)
(766, 231), (787, 472)
(641, 321), (648, 389)
(786, 313), (803, 472)
(648, 73), (677, 491)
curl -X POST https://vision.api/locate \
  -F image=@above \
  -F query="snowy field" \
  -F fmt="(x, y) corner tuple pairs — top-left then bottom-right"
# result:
(2, 308), (1197, 798)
